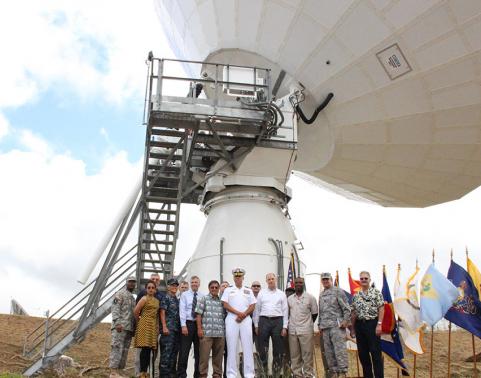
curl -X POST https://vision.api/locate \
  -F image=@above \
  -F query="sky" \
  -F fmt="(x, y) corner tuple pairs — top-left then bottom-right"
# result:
(1, 0), (481, 316)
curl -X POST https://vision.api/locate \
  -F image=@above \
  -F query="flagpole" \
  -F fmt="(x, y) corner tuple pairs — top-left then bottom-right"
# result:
(446, 250), (453, 378)
(356, 351), (360, 377)
(414, 258), (418, 378)
(473, 334), (478, 378)
(429, 250), (435, 378)
(413, 353), (417, 378)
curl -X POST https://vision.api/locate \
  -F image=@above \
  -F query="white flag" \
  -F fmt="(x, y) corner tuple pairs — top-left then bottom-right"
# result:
(393, 265), (425, 354)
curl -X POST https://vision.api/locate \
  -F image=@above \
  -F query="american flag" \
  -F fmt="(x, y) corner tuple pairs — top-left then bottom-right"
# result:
(286, 258), (295, 288)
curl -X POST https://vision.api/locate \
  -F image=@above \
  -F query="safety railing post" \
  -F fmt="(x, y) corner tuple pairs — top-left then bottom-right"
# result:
(42, 310), (50, 359)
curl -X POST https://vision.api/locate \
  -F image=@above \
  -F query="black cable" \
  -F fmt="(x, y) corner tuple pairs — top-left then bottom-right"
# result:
(295, 92), (334, 125)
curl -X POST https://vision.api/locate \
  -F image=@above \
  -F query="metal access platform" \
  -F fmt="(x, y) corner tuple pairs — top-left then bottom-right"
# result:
(22, 55), (297, 376)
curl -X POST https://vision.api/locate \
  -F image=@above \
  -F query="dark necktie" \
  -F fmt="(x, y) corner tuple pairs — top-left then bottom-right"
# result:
(191, 292), (197, 319)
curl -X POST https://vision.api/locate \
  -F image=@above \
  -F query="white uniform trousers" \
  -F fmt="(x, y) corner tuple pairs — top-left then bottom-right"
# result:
(225, 315), (255, 378)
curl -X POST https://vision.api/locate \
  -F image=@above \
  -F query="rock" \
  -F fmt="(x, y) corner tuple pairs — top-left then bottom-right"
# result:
(52, 355), (77, 376)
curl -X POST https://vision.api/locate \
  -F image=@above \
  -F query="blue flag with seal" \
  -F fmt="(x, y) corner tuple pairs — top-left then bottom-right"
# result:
(380, 270), (409, 375)
(445, 260), (481, 338)
(420, 264), (458, 326)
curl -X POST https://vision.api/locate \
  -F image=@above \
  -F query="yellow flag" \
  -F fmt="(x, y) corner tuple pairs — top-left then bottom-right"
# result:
(467, 257), (481, 296)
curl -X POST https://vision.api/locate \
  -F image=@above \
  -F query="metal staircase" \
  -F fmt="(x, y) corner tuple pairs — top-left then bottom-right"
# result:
(23, 55), (296, 375)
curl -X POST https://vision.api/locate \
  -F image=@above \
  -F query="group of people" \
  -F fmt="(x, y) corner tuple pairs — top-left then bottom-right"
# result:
(109, 269), (385, 378)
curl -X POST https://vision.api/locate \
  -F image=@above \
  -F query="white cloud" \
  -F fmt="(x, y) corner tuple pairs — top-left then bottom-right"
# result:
(19, 129), (53, 157)
(0, 129), (144, 314)
(0, 113), (10, 141)
(0, 0), (170, 109)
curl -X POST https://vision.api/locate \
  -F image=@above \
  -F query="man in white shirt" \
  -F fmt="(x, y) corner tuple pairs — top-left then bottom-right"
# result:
(178, 275), (205, 378)
(221, 268), (256, 378)
(254, 273), (288, 377)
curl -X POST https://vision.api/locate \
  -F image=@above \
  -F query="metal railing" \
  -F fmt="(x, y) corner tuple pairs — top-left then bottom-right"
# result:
(143, 57), (272, 125)
(23, 244), (137, 360)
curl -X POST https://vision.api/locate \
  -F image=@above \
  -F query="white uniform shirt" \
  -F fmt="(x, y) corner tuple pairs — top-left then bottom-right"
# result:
(221, 285), (256, 317)
(253, 288), (288, 328)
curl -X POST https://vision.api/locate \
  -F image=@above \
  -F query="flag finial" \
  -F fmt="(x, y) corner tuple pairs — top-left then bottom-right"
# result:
(398, 263), (401, 271)
(432, 249), (435, 264)
(416, 259), (419, 269)
(466, 246), (469, 257)
(450, 249), (453, 260)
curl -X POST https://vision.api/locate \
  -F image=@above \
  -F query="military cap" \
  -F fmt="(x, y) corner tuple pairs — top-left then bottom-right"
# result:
(232, 267), (246, 277)
(167, 277), (179, 286)
(320, 272), (332, 279)
(126, 276), (137, 282)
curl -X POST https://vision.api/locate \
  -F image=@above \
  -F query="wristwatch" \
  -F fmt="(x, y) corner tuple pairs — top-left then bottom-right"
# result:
(377, 321), (382, 325)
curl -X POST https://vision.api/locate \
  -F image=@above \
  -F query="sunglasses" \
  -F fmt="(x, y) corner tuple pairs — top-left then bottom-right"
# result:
(252, 285), (261, 288)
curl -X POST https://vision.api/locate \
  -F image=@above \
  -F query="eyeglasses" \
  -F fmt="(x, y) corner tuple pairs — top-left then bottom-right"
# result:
(252, 285), (261, 288)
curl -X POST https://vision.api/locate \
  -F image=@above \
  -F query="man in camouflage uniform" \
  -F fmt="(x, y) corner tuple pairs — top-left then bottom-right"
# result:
(318, 273), (351, 378)
(110, 276), (136, 378)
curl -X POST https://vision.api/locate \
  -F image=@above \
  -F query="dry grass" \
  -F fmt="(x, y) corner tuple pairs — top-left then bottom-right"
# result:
(0, 313), (480, 377)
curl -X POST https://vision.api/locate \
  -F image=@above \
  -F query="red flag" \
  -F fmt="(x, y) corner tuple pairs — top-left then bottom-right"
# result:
(348, 268), (361, 295)
(381, 268), (396, 334)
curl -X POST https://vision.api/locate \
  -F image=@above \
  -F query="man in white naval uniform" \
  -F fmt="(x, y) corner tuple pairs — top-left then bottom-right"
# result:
(221, 268), (257, 378)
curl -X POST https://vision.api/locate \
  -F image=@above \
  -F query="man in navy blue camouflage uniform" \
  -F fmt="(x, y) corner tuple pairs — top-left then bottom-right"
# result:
(160, 277), (181, 378)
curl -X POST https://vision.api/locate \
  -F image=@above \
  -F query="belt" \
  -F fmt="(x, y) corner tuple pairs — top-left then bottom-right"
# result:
(357, 318), (378, 323)
(260, 316), (282, 319)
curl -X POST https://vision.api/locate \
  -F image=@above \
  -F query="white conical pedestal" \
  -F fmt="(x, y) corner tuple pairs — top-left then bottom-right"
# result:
(185, 186), (304, 290)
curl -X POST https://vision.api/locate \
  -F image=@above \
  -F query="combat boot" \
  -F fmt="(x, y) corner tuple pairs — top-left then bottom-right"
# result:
(337, 373), (347, 378)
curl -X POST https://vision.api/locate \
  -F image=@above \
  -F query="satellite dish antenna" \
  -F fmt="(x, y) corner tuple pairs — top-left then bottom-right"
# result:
(155, 0), (481, 207)
(150, 0), (481, 287)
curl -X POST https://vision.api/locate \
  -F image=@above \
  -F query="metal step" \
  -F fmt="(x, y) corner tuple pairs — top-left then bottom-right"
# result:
(143, 229), (175, 235)
(147, 164), (181, 173)
(150, 129), (186, 138)
(146, 208), (177, 215)
(145, 196), (178, 203)
(149, 152), (183, 160)
(143, 219), (176, 226)
(147, 173), (180, 182)
(142, 248), (174, 255)
(142, 239), (174, 245)
(150, 140), (184, 149)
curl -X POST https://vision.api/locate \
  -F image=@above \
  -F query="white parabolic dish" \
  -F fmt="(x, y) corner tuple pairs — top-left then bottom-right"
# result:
(155, 0), (481, 208)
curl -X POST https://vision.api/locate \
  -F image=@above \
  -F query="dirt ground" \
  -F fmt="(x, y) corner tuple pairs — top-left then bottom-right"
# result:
(1, 313), (480, 377)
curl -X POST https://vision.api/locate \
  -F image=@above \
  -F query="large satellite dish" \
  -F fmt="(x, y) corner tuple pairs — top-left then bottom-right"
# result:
(155, 0), (481, 207)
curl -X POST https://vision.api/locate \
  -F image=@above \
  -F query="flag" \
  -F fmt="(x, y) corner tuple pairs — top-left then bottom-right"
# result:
(393, 265), (424, 354)
(334, 270), (339, 287)
(445, 260), (481, 338)
(420, 263), (458, 326)
(348, 268), (361, 295)
(334, 270), (353, 304)
(286, 257), (294, 289)
(467, 257), (481, 297)
(380, 269), (409, 374)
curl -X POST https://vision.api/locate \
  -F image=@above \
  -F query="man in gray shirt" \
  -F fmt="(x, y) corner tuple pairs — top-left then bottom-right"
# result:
(318, 272), (351, 378)
(196, 280), (225, 378)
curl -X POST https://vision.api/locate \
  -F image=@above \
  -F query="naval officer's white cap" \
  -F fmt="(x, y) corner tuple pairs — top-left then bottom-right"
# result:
(232, 268), (246, 277)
